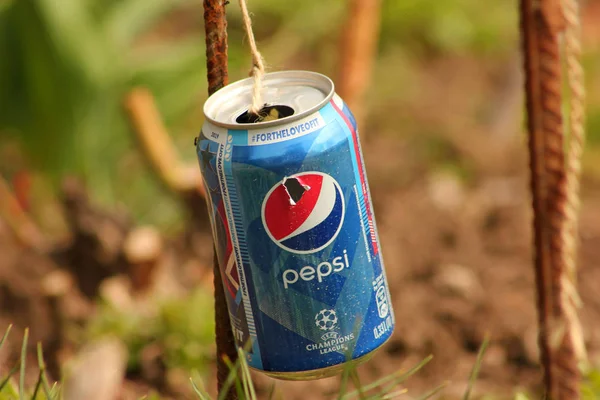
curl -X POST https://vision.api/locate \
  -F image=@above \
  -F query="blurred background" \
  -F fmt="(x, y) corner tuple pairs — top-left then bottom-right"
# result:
(1, 0), (600, 398)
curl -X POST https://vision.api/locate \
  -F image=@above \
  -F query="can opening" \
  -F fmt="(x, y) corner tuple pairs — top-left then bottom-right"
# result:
(282, 176), (310, 205)
(236, 105), (295, 124)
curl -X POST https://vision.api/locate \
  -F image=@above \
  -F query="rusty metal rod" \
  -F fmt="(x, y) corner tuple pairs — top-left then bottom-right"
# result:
(203, 1), (238, 399)
(520, 0), (554, 394)
(521, 0), (581, 398)
(205, 0), (230, 96)
(537, 2), (581, 398)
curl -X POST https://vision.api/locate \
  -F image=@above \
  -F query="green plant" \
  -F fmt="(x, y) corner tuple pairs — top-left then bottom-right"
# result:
(582, 368), (600, 400)
(190, 350), (445, 400)
(0, 0), (530, 230)
(11, 322), (600, 400)
(1, 322), (444, 400)
(379, 0), (517, 55)
(87, 288), (215, 373)
(0, 321), (448, 400)
(0, 326), (59, 400)
(0, 0), (204, 228)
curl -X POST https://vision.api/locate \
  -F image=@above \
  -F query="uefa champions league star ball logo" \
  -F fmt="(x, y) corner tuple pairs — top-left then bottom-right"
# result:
(261, 172), (345, 254)
(315, 309), (338, 331)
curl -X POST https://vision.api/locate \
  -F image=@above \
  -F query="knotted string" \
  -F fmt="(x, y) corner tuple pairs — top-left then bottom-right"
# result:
(238, 0), (266, 115)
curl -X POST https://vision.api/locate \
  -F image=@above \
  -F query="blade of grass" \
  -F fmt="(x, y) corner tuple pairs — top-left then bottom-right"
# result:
(233, 377), (244, 400)
(0, 364), (19, 393)
(362, 387), (409, 400)
(414, 382), (449, 400)
(190, 377), (211, 400)
(224, 355), (245, 400)
(30, 369), (43, 400)
(217, 355), (242, 400)
(336, 314), (364, 398)
(340, 355), (433, 400)
(380, 389), (408, 400)
(238, 348), (257, 400)
(36, 343), (52, 400)
(350, 370), (366, 400)
(236, 349), (251, 400)
(462, 334), (490, 400)
(266, 382), (276, 400)
(337, 365), (353, 400)
(374, 357), (436, 399)
(0, 324), (12, 350)
(362, 390), (384, 400)
(49, 382), (59, 399)
(20, 328), (29, 400)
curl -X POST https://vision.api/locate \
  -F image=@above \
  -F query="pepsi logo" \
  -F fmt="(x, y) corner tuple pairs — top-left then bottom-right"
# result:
(261, 172), (345, 254)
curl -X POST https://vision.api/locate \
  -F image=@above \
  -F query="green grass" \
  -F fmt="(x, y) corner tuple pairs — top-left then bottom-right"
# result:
(86, 288), (216, 374)
(188, 346), (444, 400)
(0, 323), (443, 400)
(462, 335), (490, 400)
(2, 321), (599, 400)
(0, 326), (56, 400)
(0, 322), (493, 400)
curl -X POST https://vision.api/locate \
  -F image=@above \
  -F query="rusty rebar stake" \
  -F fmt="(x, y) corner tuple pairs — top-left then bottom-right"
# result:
(520, 0), (581, 398)
(538, 3), (580, 399)
(203, 1), (238, 399)
(205, 0), (229, 96)
(520, 0), (554, 395)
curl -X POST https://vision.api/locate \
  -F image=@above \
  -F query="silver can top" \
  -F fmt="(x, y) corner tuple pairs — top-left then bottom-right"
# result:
(203, 70), (335, 129)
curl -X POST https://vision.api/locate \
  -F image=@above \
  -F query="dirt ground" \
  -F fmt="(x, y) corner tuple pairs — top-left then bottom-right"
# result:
(2, 128), (600, 400)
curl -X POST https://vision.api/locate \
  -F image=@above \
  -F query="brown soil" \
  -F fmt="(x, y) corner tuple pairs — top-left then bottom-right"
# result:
(3, 135), (600, 399)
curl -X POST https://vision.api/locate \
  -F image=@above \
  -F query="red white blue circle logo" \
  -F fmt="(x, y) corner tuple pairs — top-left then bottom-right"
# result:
(261, 172), (345, 254)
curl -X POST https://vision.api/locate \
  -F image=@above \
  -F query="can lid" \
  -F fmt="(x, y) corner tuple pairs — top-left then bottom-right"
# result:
(203, 70), (334, 129)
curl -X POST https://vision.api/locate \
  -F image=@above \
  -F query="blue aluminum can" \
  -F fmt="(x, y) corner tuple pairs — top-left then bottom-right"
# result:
(196, 71), (394, 379)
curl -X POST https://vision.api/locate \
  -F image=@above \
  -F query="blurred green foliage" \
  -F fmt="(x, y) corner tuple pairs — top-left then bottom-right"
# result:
(2, 0), (600, 227)
(87, 289), (215, 373)
(0, 0), (207, 228)
(380, 0), (517, 55)
(0, 0), (521, 229)
(512, 368), (600, 400)
(583, 369), (600, 400)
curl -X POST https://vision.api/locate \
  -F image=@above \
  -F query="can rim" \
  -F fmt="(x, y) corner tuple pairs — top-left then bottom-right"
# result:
(203, 70), (335, 129)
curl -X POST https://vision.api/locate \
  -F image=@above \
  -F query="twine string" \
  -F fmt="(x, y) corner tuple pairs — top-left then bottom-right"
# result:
(238, 0), (265, 115)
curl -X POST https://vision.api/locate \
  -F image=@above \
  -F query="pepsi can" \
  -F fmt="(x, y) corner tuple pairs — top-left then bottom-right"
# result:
(196, 71), (394, 380)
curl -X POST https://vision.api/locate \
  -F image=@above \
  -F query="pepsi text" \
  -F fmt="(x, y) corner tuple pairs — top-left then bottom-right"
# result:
(282, 250), (350, 289)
